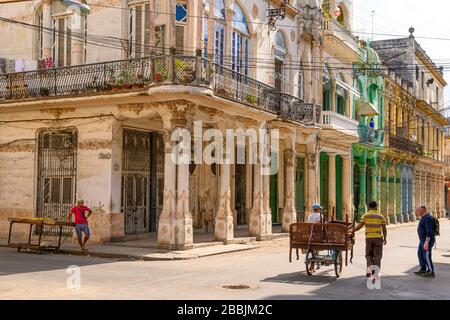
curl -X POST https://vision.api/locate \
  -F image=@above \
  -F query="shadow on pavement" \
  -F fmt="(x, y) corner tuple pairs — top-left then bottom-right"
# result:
(0, 247), (115, 277)
(262, 263), (450, 300)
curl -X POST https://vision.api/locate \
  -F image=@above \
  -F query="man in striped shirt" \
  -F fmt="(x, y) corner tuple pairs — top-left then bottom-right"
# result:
(354, 201), (388, 278)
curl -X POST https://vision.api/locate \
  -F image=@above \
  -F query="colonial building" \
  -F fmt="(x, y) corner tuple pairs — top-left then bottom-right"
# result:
(0, 0), (325, 249)
(352, 40), (385, 219)
(318, 0), (358, 220)
(372, 31), (448, 221)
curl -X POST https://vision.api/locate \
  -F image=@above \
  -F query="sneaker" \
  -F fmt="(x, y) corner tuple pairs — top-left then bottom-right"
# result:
(422, 272), (435, 278)
(414, 270), (427, 276)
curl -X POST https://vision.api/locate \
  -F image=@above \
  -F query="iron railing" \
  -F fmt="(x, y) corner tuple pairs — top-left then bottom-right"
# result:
(358, 125), (384, 146)
(0, 54), (319, 125)
(389, 135), (424, 156)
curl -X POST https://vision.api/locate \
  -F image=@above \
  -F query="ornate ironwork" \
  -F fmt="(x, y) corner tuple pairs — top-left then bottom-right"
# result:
(267, 1), (287, 31)
(389, 135), (424, 156)
(37, 129), (77, 237)
(0, 54), (320, 126)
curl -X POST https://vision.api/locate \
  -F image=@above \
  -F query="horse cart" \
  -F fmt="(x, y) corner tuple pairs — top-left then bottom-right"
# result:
(289, 218), (355, 278)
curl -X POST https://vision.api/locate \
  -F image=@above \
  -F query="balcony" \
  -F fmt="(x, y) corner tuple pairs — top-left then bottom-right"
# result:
(0, 55), (320, 126)
(358, 125), (384, 146)
(321, 111), (359, 142)
(389, 135), (424, 156)
(322, 18), (359, 59)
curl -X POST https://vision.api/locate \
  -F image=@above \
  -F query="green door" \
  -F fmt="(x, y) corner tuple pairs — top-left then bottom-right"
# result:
(320, 153), (329, 212)
(270, 152), (279, 224)
(295, 157), (305, 212)
(335, 155), (343, 220)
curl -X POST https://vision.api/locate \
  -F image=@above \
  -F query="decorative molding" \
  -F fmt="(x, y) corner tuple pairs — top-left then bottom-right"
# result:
(0, 143), (35, 153)
(78, 139), (112, 150)
(40, 107), (76, 119)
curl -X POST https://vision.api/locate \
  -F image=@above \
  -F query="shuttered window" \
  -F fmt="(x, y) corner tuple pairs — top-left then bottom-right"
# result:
(176, 26), (184, 54)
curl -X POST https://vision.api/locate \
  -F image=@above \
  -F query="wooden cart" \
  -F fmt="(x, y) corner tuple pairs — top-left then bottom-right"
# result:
(289, 219), (355, 278)
(7, 218), (75, 254)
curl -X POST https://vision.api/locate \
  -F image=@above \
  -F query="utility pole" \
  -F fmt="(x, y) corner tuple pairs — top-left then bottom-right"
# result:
(371, 10), (376, 41)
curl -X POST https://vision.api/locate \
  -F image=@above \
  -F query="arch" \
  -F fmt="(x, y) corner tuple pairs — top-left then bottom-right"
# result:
(233, 1), (250, 36)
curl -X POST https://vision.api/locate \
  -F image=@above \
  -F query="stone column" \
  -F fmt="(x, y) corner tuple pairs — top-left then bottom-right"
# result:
(249, 157), (266, 240)
(396, 166), (403, 224)
(158, 130), (177, 249)
(358, 162), (367, 220)
(370, 160), (378, 204)
(306, 152), (317, 212)
(215, 132), (234, 242)
(42, 0), (52, 59)
(342, 156), (352, 221)
(282, 149), (296, 232)
(224, 1), (235, 69)
(328, 153), (337, 219)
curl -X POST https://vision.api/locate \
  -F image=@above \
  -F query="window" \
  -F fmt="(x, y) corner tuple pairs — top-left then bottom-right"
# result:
(52, 16), (72, 67)
(176, 3), (188, 22)
(274, 31), (287, 92)
(298, 61), (305, 101)
(35, 5), (44, 60)
(204, 0), (225, 65)
(323, 65), (332, 111)
(336, 74), (347, 115)
(232, 3), (249, 75)
(128, 3), (152, 58)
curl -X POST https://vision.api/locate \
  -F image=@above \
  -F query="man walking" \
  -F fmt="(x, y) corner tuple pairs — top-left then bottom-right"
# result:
(415, 206), (436, 278)
(68, 200), (93, 252)
(354, 201), (387, 278)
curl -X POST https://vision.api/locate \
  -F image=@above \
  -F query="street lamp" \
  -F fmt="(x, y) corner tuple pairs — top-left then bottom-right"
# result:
(267, 0), (288, 31)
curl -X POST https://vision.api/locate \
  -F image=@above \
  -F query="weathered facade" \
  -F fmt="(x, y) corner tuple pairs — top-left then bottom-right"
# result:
(372, 33), (448, 221)
(0, 0), (326, 248)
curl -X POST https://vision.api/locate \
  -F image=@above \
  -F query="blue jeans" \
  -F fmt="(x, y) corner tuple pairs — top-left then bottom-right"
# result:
(418, 242), (434, 273)
(75, 224), (90, 239)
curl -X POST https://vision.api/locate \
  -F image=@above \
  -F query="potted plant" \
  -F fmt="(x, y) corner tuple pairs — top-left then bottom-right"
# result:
(246, 94), (258, 105)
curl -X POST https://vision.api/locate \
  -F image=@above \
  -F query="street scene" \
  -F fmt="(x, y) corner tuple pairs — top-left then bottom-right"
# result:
(1, 221), (450, 300)
(1, 0), (450, 302)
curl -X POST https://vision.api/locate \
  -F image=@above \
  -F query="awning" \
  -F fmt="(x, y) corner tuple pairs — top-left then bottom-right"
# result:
(62, 0), (91, 14)
(356, 99), (379, 117)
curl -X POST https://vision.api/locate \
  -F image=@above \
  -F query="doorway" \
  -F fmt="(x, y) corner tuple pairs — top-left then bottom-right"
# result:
(235, 164), (247, 225)
(121, 129), (164, 234)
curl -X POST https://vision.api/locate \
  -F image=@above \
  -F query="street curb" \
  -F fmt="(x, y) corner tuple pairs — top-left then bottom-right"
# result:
(0, 243), (260, 261)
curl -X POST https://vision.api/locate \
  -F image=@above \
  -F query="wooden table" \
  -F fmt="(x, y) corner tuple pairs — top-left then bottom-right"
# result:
(7, 218), (75, 254)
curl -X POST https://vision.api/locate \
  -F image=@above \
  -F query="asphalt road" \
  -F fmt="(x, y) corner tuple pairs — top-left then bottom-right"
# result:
(1, 221), (450, 300)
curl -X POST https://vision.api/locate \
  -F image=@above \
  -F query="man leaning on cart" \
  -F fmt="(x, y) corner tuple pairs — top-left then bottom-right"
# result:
(68, 200), (93, 253)
(354, 201), (387, 279)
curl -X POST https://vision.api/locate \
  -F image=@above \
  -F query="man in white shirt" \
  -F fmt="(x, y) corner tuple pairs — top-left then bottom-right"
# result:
(307, 204), (323, 223)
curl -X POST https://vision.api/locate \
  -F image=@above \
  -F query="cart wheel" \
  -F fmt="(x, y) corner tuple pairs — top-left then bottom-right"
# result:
(334, 251), (343, 278)
(305, 250), (315, 276)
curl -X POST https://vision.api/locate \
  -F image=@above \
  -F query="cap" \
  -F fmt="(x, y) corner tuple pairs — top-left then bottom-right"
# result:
(312, 203), (323, 210)
(77, 199), (85, 205)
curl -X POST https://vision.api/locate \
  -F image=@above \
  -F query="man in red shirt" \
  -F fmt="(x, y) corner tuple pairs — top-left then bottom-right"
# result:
(68, 200), (93, 252)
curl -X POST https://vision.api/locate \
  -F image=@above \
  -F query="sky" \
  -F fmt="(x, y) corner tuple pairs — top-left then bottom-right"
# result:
(352, 0), (450, 111)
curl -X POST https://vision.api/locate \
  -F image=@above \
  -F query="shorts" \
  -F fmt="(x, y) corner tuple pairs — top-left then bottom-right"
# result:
(75, 224), (90, 239)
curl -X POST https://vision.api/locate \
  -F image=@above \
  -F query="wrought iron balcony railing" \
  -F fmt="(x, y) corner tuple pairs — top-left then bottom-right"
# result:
(358, 125), (384, 146)
(0, 55), (320, 126)
(389, 135), (424, 156)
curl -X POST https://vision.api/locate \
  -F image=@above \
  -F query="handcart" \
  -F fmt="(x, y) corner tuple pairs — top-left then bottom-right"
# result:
(289, 216), (355, 278)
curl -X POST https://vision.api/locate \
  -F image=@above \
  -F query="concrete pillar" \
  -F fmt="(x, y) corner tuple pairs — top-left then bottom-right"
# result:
(206, 0), (215, 57)
(306, 152), (317, 212)
(342, 155), (352, 220)
(328, 153), (337, 218)
(42, 0), (52, 59)
(282, 149), (296, 232)
(249, 160), (266, 240)
(224, 0), (235, 69)
(331, 81), (337, 113)
(158, 130), (177, 248)
(215, 133), (234, 242)
(358, 162), (367, 219)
